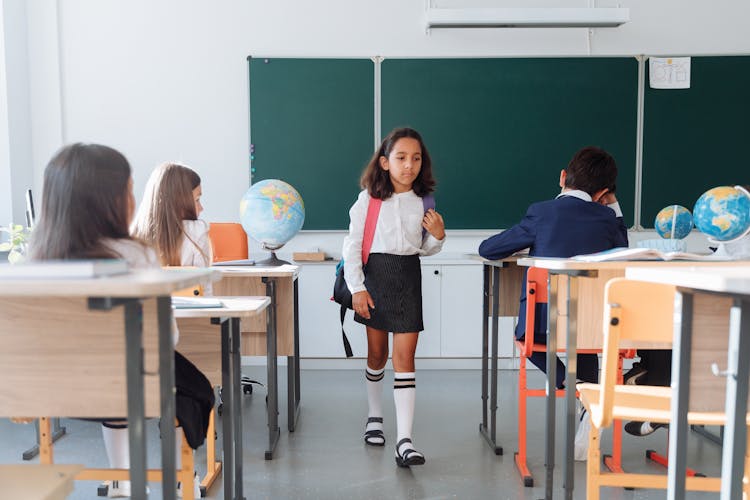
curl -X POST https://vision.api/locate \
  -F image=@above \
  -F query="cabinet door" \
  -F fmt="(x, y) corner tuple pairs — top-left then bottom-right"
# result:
(297, 264), (367, 357)
(440, 265), (484, 357)
(417, 265), (442, 357)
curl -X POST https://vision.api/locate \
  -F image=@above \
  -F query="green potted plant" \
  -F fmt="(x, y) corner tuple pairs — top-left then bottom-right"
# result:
(0, 223), (31, 264)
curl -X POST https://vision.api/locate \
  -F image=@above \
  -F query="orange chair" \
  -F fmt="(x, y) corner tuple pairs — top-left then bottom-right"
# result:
(514, 267), (628, 487)
(208, 223), (248, 263)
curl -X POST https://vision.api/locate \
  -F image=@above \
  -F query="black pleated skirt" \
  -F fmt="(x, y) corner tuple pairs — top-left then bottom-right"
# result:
(354, 253), (424, 333)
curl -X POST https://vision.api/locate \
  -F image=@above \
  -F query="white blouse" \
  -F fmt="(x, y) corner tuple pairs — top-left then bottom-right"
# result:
(103, 237), (180, 344)
(342, 189), (445, 294)
(181, 219), (213, 295)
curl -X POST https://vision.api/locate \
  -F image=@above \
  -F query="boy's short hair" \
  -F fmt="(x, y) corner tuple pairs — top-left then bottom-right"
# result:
(564, 146), (617, 196)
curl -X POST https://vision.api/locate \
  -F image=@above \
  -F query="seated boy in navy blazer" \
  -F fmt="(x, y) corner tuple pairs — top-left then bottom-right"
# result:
(479, 146), (627, 388)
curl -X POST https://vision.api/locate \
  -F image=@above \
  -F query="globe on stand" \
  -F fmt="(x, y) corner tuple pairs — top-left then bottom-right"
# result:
(654, 205), (693, 239)
(693, 185), (750, 257)
(239, 179), (305, 267)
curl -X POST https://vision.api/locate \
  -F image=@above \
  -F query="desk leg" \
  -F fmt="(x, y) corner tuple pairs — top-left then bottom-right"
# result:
(544, 274), (558, 500)
(22, 418), (66, 461)
(480, 265), (489, 437)
(123, 300), (148, 500)
(220, 318), (235, 500)
(667, 291), (693, 500)
(230, 317), (244, 500)
(288, 279), (301, 432)
(719, 298), (750, 500)
(479, 266), (502, 455)
(264, 278), (281, 460)
(157, 296), (177, 500)
(563, 277), (578, 500)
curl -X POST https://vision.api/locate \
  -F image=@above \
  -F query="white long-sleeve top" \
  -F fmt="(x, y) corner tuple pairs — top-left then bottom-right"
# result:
(103, 238), (180, 345)
(181, 219), (213, 296)
(342, 189), (445, 294)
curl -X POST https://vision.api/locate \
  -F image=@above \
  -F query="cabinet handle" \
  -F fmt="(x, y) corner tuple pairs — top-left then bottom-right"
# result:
(434, 270), (439, 275)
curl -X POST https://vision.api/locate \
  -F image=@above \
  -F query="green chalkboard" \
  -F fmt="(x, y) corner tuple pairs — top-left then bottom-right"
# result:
(249, 58), (374, 230)
(381, 58), (638, 229)
(641, 56), (750, 227)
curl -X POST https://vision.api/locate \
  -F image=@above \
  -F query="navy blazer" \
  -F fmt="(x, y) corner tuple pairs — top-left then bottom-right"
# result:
(478, 195), (628, 339)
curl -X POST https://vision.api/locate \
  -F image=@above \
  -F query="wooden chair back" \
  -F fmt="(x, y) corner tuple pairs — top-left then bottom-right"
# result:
(521, 267), (548, 357)
(597, 278), (676, 428)
(208, 223), (248, 263)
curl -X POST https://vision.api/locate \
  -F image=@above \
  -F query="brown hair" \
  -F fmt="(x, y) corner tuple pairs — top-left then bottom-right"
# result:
(360, 127), (436, 199)
(29, 143), (133, 260)
(131, 162), (206, 266)
(564, 146), (618, 196)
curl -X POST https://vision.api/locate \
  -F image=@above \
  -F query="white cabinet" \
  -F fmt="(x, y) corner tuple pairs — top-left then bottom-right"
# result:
(296, 260), (487, 358)
(439, 265), (484, 357)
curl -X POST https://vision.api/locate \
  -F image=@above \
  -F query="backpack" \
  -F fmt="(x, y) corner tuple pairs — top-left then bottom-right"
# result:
(332, 194), (435, 357)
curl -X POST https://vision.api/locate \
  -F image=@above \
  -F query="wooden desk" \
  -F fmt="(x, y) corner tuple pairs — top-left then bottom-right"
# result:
(211, 264), (300, 459)
(626, 265), (750, 500)
(0, 268), (216, 500)
(174, 296), (270, 500)
(0, 464), (83, 500)
(517, 257), (741, 500)
(477, 256), (525, 455)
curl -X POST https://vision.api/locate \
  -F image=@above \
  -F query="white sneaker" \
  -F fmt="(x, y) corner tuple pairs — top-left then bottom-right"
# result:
(107, 480), (131, 498)
(574, 408), (590, 461)
(177, 471), (201, 498)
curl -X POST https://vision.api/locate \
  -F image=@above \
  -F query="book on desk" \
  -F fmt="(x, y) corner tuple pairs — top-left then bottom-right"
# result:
(572, 247), (728, 262)
(0, 259), (128, 278)
(171, 297), (224, 309)
(212, 258), (255, 266)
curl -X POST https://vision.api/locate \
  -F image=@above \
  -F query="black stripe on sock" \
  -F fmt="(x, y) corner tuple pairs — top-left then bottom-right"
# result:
(366, 371), (385, 382)
(394, 384), (416, 389)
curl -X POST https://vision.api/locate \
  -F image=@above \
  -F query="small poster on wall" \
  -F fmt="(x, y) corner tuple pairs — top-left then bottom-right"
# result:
(649, 57), (691, 89)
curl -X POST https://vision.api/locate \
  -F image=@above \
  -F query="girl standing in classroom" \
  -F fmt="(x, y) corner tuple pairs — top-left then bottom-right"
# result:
(29, 144), (213, 498)
(342, 127), (445, 467)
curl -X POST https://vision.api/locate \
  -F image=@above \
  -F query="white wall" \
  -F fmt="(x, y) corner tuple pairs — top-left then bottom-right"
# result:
(8, 0), (750, 252)
(1, 0), (34, 229)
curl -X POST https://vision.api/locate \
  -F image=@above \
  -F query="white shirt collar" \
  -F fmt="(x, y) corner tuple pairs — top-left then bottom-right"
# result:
(556, 189), (592, 202)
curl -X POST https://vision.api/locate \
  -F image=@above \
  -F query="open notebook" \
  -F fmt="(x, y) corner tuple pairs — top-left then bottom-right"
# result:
(572, 247), (728, 262)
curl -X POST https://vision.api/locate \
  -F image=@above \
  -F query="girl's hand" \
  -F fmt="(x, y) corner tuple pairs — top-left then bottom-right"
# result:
(422, 209), (445, 240)
(353, 290), (375, 319)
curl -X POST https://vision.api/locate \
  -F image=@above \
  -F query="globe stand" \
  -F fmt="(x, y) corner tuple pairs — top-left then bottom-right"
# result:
(255, 250), (291, 267)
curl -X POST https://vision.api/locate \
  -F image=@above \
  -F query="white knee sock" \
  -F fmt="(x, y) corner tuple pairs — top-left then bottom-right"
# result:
(365, 366), (385, 438)
(393, 371), (416, 455)
(175, 426), (184, 471)
(101, 424), (130, 469)
(102, 423), (132, 496)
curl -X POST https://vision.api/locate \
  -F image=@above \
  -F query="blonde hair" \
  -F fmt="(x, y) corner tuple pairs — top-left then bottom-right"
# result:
(131, 162), (208, 266)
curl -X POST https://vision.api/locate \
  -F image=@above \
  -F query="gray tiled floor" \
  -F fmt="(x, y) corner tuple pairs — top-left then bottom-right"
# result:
(0, 368), (724, 499)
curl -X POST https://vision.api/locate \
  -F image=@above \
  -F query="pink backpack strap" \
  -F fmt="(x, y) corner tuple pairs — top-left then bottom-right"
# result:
(361, 197), (382, 265)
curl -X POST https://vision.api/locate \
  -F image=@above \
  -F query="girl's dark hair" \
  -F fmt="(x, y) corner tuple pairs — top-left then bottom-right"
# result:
(564, 146), (618, 196)
(29, 143), (133, 260)
(360, 127), (436, 199)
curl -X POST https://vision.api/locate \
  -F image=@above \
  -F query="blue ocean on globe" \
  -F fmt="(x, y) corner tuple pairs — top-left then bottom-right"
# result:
(654, 205), (693, 239)
(693, 186), (750, 241)
(239, 179), (305, 248)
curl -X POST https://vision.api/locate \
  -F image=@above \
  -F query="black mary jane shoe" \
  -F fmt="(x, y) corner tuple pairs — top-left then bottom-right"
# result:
(395, 438), (425, 467)
(364, 417), (385, 446)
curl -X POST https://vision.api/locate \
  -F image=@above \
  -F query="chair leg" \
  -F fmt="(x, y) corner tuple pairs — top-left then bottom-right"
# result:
(180, 435), (195, 500)
(39, 417), (53, 465)
(201, 404), (222, 493)
(514, 356), (533, 487)
(587, 422), (601, 500)
(604, 355), (625, 473)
